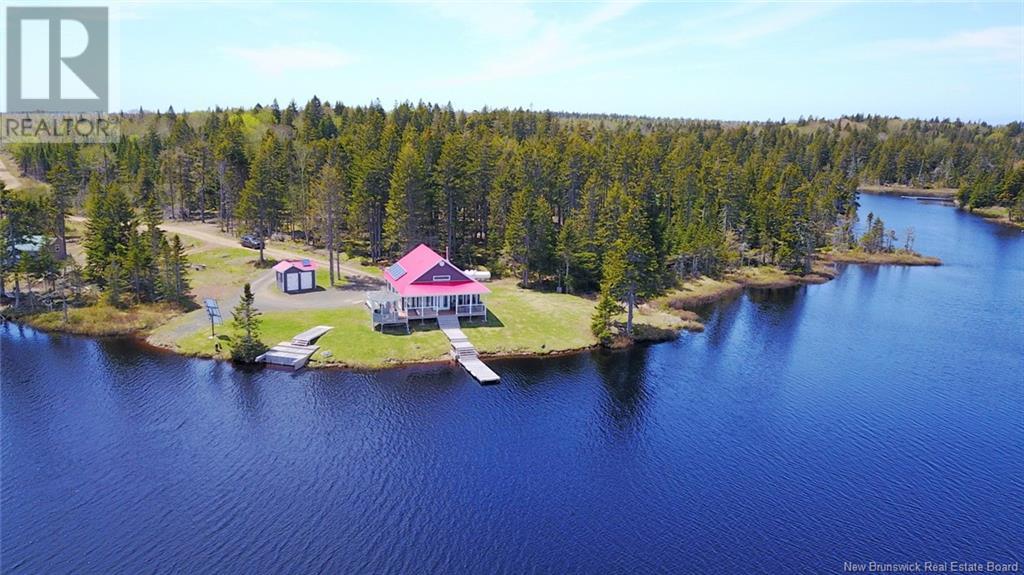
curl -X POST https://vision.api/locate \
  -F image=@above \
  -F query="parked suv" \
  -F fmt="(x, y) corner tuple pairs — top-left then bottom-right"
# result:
(240, 235), (264, 249)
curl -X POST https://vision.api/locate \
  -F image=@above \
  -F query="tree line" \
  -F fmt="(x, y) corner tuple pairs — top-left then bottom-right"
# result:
(5, 102), (1022, 328)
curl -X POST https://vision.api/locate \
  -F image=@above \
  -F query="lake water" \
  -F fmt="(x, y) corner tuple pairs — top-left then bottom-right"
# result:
(2, 195), (1022, 573)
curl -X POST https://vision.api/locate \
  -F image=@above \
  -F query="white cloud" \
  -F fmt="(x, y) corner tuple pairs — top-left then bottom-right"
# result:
(878, 26), (1023, 62)
(439, 1), (644, 86)
(222, 42), (355, 75)
(428, 2), (539, 40)
(711, 3), (837, 46)
(435, 1), (841, 87)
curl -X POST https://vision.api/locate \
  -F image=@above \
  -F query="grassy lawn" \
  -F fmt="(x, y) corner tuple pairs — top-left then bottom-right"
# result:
(172, 279), (689, 368)
(176, 306), (451, 368)
(461, 281), (597, 355)
(270, 238), (382, 277)
(187, 247), (266, 290)
(315, 267), (348, 288)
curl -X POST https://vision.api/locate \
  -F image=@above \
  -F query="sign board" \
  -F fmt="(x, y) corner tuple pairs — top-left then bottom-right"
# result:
(204, 298), (223, 325)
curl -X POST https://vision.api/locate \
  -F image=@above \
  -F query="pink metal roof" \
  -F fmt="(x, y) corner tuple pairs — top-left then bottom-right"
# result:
(384, 244), (490, 297)
(273, 259), (318, 273)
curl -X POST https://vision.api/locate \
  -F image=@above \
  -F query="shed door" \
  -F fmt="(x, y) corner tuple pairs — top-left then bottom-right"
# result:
(300, 271), (313, 290)
(286, 273), (299, 292)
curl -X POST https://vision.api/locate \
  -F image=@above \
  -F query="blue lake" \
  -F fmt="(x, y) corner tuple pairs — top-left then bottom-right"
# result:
(2, 194), (1022, 573)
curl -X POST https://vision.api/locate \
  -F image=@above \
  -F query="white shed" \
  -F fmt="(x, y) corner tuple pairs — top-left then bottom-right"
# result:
(273, 259), (318, 294)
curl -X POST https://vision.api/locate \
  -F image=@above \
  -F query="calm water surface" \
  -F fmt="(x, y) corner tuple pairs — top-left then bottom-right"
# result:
(2, 195), (1022, 574)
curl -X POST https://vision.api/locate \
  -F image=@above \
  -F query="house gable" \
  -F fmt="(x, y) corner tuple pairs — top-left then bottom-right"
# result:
(411, 260), (470, 284)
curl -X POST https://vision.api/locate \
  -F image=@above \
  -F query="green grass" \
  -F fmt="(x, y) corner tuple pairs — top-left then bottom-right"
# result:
(177, 306), (451, 368)
(460, 282), (598, 355)
(970, 206), (1024, 229)
(315, 267), (349, 288)
(173, 279), (689, 368)
(187, 247), (265, 289)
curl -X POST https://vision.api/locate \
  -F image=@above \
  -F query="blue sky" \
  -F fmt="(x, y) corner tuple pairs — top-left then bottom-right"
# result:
(114, 1), (1023, 123)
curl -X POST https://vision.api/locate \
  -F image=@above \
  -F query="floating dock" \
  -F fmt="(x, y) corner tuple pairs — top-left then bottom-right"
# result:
(257, 342), (320, 370)
(257, 325), (333, 370)
(438, 315), (499, 384)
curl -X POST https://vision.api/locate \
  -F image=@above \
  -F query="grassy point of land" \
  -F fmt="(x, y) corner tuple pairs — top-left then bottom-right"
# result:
(858, 184), (958, 198)
(967, 206), (1024, 230)
(657, 264), (837, 315)
(821, 249), (942, 266)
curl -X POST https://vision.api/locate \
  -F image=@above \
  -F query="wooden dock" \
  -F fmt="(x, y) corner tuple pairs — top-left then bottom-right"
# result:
(438, 315), (499, 384)
(257, 342), (320, 370)
(257, 325), (333, 370)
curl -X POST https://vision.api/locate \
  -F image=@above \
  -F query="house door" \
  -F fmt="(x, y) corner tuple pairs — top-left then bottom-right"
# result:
(300, 271), (313, 290)
(286, 273), (299, 292)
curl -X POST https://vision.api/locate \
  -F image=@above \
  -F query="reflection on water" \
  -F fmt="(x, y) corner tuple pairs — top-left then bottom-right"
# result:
(2, 195), (1022, 573)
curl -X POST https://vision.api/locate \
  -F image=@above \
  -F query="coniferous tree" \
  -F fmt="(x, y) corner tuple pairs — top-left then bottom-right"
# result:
(314, 158), (347, 285)
(157, 235), (190, 303)
(45, 162), (74, 259)
(385, 139), (425, 256)
(230, 283), (267, 363)
(238, 133), (287, 264)
(83, 176), (135, 283)
(600, 196), (659, 337)
(591, 284), (623, 345)
(103, 259), (126, 308)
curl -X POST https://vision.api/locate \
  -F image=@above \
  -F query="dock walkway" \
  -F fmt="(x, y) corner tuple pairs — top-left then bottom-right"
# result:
(437, 315), (499, 384)
(292, 325), (332, 346)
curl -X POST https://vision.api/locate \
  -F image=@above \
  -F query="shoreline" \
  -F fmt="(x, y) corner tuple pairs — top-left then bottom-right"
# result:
(820, 250), (942, 266)
(859, 188), (1022, 231)
(7, 254), (941, 371)
(965, 206), (1024, 230)
(858, 185), (957, 199)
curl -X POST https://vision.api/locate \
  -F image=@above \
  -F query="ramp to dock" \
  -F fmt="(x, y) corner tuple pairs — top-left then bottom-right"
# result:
(292, 325), (332, 346)
(438, 315), (499, 384)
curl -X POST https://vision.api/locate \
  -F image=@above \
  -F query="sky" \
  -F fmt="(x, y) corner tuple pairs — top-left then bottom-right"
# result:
(107, 1), (1022, 123)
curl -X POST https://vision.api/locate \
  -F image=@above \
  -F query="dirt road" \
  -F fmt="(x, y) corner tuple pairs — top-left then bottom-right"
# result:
(67, 216), (375, 280)
(0, 153), (27, 190)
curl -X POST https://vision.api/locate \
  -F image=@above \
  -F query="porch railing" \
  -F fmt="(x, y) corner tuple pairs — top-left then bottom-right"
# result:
(456, 304), (486, 317)
(407, 307), (438, 319)
(372, 311), (405, 324)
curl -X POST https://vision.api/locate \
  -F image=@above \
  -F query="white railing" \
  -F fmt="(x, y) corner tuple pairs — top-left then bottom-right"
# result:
(456, 304), (486, 317)
(372, 311), (405, 324)
(407, 307), (438, 319)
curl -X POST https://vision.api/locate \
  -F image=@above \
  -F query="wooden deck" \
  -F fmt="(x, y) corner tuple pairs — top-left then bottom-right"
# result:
(438, 315), (499, 384)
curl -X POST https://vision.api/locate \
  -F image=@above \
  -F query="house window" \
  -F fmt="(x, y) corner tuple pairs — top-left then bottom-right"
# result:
(432, 275), (450, 282)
